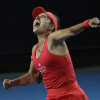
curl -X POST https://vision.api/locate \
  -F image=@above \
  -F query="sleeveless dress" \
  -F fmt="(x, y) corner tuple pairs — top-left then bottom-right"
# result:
(31, 37), (89, 100)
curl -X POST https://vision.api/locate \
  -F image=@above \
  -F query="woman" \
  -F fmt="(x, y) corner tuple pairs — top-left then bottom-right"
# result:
(3, 7), (100, 100)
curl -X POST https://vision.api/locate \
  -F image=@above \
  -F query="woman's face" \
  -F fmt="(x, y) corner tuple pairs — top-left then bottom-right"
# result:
(33, 13), (51, 34)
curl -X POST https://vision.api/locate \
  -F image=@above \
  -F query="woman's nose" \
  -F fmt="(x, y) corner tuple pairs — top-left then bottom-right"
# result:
(36, 16), (40, 20)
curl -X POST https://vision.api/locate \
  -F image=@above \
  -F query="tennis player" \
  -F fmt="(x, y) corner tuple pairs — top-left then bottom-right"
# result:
(3, 7), (100, 100)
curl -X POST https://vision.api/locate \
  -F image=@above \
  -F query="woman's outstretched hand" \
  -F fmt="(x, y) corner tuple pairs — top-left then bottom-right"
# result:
(3, 79), (14, 89)
(88, 17), (100, 28)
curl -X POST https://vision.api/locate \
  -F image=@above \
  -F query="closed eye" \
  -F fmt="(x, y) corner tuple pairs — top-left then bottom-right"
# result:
(36, 15), (47, 19)
(41, 15), (47, 18)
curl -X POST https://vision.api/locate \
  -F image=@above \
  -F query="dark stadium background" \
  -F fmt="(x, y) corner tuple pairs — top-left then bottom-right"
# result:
(0, 0), (100, 73)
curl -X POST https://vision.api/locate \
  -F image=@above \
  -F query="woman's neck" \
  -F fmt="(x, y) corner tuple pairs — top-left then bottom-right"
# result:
(37, 34), (48, 47)
(37, 31), (51, 46)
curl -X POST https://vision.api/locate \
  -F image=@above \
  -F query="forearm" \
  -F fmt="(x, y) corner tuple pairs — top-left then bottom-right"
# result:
(68, 23), (85, 36)
(51, 23), (86, 41)
(12, 72), (34, 86)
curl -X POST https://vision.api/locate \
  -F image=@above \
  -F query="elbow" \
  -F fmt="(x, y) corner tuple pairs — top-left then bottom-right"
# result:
(27, 72), (35, 84)
(62, 29), (74, 39)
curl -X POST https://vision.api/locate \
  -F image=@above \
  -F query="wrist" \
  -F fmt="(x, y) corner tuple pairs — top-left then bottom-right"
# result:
(10, 80), (15, 86)
(82, 19), (92, 28)
(10, 79), (19, 86)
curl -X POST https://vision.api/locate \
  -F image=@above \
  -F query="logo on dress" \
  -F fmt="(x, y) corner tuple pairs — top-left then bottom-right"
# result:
(38, 63), (41, 66)
(38, 63), (46, 73)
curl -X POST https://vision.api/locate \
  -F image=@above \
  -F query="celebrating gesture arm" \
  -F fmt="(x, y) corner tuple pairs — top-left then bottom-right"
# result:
(49, 17), (100, 42)
(3, 45), (40, 89)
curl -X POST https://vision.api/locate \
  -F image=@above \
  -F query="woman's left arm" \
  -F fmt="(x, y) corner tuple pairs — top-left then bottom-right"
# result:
(50, 17), (100, 42)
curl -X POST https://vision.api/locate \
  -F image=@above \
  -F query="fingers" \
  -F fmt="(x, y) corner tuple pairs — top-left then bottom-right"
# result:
(3, 83), (10, 89)
(93, 17), (100, 24)
(3, 79), (9, 85)
(3, 79), (11, 89)
(3, 79), (8, 89)
(91, 25), (100, 28)
(89, 17), (100, 28)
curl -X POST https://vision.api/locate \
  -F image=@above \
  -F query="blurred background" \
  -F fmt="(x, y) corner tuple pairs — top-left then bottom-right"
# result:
(0, 0), (100, 100)
(0, 0), (100, 72)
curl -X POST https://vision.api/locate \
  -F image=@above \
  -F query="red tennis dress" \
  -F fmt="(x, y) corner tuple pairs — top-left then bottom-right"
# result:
(31, 37), (89, 100)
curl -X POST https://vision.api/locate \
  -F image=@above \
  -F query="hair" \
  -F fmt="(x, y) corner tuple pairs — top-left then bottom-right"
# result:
(49, 14), (60, 32)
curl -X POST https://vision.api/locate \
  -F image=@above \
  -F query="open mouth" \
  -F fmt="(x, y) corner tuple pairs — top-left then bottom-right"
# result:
(35, 22), (40, 26)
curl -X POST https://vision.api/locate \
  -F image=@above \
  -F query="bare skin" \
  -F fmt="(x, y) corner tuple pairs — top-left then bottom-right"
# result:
(3, 46), (39, 89)
(3, 12), (100, 89)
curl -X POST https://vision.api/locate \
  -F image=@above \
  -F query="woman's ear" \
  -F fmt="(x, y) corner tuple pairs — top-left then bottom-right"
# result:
(47, 24), (55, 32)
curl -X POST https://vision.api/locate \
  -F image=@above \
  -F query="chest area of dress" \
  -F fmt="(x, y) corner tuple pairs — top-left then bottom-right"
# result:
(33, 48), (68, 73)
